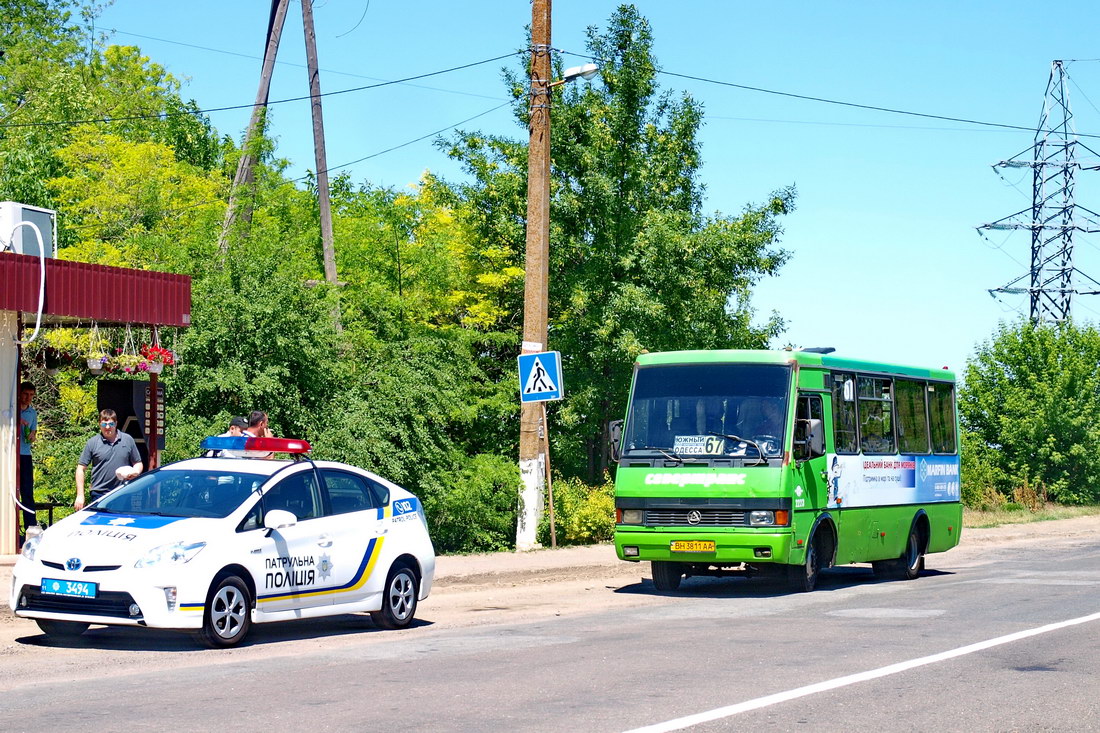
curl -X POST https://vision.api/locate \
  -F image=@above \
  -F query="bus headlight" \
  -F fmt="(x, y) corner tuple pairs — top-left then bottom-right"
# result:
(749, 510), (790, 527)
(619, 509), (644, 525)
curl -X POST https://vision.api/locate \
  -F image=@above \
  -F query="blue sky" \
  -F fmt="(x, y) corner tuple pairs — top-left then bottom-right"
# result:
(96, 1), (1100, 375)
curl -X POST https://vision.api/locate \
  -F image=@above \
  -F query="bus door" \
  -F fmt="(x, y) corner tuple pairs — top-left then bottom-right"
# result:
(793, 393), (829, 512)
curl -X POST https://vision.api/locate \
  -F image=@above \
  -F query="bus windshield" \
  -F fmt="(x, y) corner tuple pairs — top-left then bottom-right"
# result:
(622, 363), (791, 460)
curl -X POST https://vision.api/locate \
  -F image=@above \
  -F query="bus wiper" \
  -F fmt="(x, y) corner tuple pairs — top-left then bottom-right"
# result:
(637, 446), (683, 464)
(705, 432), (767, 466)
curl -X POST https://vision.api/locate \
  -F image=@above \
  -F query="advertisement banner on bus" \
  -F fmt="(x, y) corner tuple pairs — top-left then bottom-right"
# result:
(826, 453), (960, 509)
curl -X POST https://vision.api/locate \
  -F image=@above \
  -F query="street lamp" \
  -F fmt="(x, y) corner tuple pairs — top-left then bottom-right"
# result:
(516, 0), (600, 551)
(552, 63), (600, 87)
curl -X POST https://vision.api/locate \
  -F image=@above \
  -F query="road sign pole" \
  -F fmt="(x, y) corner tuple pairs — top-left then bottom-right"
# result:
(543, 403), (557, 549)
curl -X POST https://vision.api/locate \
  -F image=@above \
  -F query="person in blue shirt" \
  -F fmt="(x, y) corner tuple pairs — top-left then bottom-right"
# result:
(17, 382), (37, 535)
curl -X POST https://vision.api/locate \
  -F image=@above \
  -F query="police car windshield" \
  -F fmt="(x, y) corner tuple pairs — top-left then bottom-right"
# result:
(98, 469), (264, 519)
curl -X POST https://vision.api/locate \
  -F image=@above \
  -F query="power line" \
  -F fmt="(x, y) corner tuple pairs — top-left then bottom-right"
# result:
(708, 114), (1032, 133)
(106, 28), (504, 102)
(0, 51), (521, 130)
(558, 49), (1100, 141)
(336, 1), (371, 38)
(305, 100), (512, 176)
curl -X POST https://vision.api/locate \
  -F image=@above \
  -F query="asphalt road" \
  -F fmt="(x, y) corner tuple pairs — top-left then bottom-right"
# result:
(2, 520), (1099, 732)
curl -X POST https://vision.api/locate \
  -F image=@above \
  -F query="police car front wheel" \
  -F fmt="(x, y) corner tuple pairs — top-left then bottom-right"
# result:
(371, 563), (418, 630)
(198, 575), (252, 648)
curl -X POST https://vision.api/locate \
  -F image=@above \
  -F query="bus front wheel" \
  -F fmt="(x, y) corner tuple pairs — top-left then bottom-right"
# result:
(788, 534), (822, 592)
(651, 561), (683, 591)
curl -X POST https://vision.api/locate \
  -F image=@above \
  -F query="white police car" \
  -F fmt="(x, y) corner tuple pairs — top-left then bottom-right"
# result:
(9, 436), (436, 647)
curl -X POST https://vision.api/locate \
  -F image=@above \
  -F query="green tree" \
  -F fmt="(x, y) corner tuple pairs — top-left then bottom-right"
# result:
(960, 319), (1100, 504)
(1, 2), (221, 247)
(441, 5), (792, 480)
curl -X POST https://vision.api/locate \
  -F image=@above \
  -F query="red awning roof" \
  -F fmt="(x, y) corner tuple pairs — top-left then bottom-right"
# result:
(0, 252), (190, 327)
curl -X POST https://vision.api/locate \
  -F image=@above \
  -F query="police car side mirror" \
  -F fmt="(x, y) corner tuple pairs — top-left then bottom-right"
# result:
(264, 509), (298, 534)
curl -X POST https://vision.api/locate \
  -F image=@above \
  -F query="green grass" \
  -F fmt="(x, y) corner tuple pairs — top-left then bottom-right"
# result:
(963, 504), (1100, 529)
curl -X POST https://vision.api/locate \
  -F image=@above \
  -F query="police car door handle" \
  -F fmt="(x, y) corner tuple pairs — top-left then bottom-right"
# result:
(317, 534), (333, 548)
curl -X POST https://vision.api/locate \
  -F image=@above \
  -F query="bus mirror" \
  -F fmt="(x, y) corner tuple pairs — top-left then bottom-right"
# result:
(794, 418), (825, 460)
(609, 420), (623, 462)
(807, 418), (824, 457)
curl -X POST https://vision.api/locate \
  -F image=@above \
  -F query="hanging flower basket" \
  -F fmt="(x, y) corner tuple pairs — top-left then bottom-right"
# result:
(109, 352), (146, 374)
(86, 355), (108, 374)
(86, 323), (109, 374)
(140, 343), (176, 374)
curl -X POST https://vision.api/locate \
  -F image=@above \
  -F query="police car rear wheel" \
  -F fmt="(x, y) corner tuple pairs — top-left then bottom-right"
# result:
(36, 619), (90, 639)
(199, 575), (251, 648)
(371, 563), (418, 630)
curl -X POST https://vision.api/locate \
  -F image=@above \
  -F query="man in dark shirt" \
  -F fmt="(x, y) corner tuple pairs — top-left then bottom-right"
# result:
(75, 409), (143, 509)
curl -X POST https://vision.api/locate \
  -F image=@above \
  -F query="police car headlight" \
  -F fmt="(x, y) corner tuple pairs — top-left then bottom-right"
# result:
(135, 541), (207, 568)
(20, 531), (42, 561)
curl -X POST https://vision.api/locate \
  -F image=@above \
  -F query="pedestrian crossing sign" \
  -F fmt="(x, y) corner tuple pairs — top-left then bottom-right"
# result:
(518, 350), (564, 403)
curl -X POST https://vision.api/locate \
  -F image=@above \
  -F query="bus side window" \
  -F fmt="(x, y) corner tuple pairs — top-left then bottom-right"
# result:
(831, 372), (859, 454)
(858, 376), (896, 455)
(896, 379), (930, 454)
(929, 383), (957, 454)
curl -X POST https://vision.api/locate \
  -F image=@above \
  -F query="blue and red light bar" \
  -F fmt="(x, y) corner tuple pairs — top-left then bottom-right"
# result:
(200, 436), (312, 454)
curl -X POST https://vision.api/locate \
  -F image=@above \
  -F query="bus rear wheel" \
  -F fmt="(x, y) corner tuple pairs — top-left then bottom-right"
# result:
(873, 527), (924, 581)
(651, 561), (683, 591)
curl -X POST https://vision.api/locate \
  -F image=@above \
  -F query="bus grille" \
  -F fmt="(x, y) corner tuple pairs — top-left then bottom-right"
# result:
(19, 586), (138, 619)
(645, 509), (746, 527)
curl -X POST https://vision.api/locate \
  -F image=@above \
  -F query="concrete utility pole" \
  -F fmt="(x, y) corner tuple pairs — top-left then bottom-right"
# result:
(516, 0), (552, 551)
(300, 0), (338, 285)
(218, 0), (290, 253)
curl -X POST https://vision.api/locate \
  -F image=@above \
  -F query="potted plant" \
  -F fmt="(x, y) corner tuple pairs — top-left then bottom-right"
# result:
(86, 353), (108, 374)
(109, 352), (146, 374)
(140, 344), (176, 374)
(86, 325), (108, 374)
(43, 347), (66, 376)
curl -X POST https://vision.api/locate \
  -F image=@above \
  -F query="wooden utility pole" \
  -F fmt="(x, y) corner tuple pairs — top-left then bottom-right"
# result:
(218, 0), (290, 253)
(516, 0), (552, 551)
(300, 0), (338, 284)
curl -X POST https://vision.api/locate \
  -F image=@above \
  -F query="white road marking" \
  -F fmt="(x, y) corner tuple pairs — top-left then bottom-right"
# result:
(624, 610), (1100, 733)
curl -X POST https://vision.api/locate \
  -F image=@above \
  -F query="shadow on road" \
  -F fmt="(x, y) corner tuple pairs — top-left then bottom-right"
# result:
(16, 613), (433, 651)
(613, 565), (956, 599)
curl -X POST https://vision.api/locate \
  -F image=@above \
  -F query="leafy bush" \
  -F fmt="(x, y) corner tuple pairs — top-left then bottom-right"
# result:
(961, 320), (1100, 504)
(539, 474), (615, 546)
(960, 431), (1006, 509)
(427, 453), (519, 554)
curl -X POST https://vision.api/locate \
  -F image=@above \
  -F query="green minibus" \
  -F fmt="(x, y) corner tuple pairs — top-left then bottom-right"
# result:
(612, 349), (961, 591)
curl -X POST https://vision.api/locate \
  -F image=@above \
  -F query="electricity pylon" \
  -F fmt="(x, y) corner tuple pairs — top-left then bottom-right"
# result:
(981, 60), (1100, 322)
